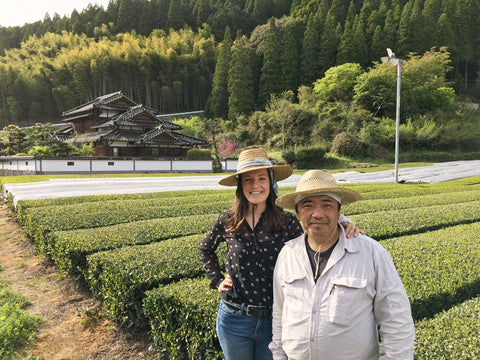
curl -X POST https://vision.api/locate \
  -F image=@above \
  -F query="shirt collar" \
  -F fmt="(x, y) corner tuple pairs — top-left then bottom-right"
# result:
(294, 224), (361, 254)
(338, 225), (360, 254)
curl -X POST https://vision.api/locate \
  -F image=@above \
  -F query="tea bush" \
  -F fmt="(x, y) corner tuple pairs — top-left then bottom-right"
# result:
(143, 277), (222, 360)
(86, 235), (227, 328)
(8, 175), (480, 359)
(414, 296), (480, 359)
(48, 214), (218, 278)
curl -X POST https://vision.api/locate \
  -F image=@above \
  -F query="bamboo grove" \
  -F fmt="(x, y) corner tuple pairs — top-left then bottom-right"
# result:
(0, 0), (479, 127)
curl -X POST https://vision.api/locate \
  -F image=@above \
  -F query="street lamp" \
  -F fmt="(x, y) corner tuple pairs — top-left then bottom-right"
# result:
(381, 48), (403, 183)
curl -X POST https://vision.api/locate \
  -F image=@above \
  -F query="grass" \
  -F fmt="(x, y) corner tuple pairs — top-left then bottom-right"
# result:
(0, 277), (43, 360)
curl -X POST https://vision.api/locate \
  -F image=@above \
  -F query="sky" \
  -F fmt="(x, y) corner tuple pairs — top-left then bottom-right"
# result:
(0, 0), (111, 27)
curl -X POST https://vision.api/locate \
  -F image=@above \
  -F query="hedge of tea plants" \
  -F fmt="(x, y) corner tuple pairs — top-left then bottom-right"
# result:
(6, 175), (480, 359)
(414, 296), (480, 360)
(142, 221), (480, 359)
(86, 235), (227, 328)
(47, 213), (219, 277)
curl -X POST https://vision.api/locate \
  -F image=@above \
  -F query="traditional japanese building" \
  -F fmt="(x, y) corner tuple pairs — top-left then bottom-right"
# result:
(60, 91), (207, 158)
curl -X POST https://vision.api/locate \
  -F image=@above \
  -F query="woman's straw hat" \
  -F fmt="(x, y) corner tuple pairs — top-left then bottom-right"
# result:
(219, 147), (292, 186)
(276, 170), (361, 209)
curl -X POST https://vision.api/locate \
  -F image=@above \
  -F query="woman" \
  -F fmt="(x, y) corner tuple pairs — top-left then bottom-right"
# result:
(198, 147), (360, 360)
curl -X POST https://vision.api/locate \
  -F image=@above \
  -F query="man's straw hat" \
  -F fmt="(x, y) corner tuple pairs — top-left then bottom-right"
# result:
(219, 147), (292, 186)
(276, 169), (361, 209)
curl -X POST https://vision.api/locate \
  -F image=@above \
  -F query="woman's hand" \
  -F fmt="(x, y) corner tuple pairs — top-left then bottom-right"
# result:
(218, 274), (233, 292)
(341, 221), (365, 238)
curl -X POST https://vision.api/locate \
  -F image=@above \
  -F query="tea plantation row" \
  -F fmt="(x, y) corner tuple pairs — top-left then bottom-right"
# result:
(7, 176), (480, 359)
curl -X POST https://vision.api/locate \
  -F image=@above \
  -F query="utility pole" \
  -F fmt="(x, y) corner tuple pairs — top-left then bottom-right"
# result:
(381, 48), (403, 183)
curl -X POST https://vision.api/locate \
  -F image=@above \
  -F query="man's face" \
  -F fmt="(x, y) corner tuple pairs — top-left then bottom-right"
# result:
(296, 194), (340, 241)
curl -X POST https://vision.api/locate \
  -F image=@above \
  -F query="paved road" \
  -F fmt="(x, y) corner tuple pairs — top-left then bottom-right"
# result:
(2, 160), (480, 207)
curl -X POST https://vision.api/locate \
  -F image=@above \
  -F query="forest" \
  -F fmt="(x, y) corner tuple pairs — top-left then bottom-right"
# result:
(0, 0), (479, 162)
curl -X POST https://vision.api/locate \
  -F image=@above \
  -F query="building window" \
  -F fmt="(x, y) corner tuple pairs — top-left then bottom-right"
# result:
(113, 148), (118, 157)
(67, 162), (75, 166)
(108, 161), (114, 166)
(25, 161), (28, 165)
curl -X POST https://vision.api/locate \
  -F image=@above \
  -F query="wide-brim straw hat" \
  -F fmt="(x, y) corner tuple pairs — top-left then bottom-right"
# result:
(219, 147), (292, 186)
(276, 169), (361, 209)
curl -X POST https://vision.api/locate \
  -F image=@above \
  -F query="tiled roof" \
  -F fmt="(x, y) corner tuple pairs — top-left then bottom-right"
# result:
(59, 92), (206, 149)
(113, 106), (159, 126)
(100, 129), (142, 142)
(168, 131), (208, 145)
(77, 130), (113, 142)
(62, 91), (138, 117)
(156, 118), (182, 130)
(142, 129), (207, 145)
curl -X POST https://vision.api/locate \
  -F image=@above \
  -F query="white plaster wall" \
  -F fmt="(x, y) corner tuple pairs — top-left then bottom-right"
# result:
(0, 157), (214, 173)
(91, 160), (133, 172)
(40, 159), (91, 172)
(134, 160), (171, 171)
(172, 160), (212, 171)
(1, 159), (36, 171)
(223, 159), (238, 172)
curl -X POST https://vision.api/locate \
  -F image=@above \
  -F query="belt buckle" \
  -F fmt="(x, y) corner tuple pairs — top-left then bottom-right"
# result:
(245, 305), (257, 317)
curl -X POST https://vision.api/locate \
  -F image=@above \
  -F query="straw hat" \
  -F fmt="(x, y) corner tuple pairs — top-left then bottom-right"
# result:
(276, 170), (361, 209)
(219, 147), (292, 186)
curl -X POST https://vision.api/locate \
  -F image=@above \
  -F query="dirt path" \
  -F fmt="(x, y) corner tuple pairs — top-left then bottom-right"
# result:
(0, 204), (159, 360)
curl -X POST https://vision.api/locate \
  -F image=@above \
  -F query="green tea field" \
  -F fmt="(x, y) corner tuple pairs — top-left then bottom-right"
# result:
(5, 176), (480, 359)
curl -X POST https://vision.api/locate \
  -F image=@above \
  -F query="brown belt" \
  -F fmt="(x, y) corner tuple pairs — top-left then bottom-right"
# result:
(223, 299), (272, 318)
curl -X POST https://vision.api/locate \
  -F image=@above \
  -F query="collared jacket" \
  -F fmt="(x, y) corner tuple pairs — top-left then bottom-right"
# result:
(269, 227), (415, 360)
(199, 210), (350, 309)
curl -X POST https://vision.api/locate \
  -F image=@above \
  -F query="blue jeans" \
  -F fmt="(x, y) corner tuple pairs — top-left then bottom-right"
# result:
(216, 300), (273, 360)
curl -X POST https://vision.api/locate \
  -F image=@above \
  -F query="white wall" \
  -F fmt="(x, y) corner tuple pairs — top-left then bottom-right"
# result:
(91, 160), (134, 172)
(0, 157), (213, 174)
(38, 159), (91, 172)
(134, 160), (172, 171)
(172, 160), (212, 172)
(0, 157), (36, 172)
(222, 158), (238, 172)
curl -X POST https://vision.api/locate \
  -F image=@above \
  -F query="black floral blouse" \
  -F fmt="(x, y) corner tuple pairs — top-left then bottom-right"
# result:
(198, 210), (303, 309)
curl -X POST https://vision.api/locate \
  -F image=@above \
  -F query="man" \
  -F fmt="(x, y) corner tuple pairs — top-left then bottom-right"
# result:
(269, 170), (414, 360)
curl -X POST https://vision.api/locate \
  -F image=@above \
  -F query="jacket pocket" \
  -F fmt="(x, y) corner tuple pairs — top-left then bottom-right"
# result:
(328, 276), (367, 326)
(281, 274), (308, 317)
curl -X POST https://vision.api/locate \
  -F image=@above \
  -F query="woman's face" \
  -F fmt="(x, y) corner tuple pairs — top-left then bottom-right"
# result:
(241, 168), (270, 206)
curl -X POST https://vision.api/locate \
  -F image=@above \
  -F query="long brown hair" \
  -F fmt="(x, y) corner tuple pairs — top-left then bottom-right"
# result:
(225, 170), (287, 233)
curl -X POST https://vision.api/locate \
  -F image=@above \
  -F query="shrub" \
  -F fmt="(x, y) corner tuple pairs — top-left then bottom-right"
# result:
(0, 303), (42, 359)
(47, 214), (218, 278)
(330, 131), (368, 158)
(23, 198), (231, 249)
(86, 235), (227, 328)
(282, 145), (327, 168)
(0, 282), (43, 359)
(16, 189), (233, 223)
(187, 148), (212, 158)
(349, 200), (480, 240)
(281, 149), (295, 165)
(143, 278), (222, 360)
(414, 296), (480, 359)
(295, 146), (327, 168)
(383, 222), (480, 320)
(342, 190), (480, 216)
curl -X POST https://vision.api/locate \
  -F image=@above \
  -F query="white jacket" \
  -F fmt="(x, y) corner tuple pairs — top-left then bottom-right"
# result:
(269, 227), (415, 360)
